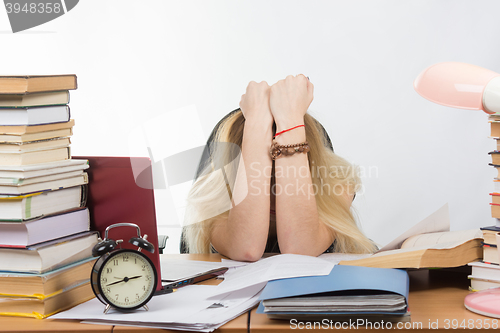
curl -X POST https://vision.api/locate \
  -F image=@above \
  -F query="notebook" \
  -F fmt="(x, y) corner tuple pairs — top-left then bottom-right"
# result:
(257, 265), (410, 321)
(73, 156), (162, 291)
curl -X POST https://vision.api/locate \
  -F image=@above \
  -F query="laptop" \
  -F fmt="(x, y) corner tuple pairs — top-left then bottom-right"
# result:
(73, 156), (162, 292)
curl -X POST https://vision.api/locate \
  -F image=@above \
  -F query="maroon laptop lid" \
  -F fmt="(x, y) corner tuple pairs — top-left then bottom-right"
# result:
(74, 156), (162, 291)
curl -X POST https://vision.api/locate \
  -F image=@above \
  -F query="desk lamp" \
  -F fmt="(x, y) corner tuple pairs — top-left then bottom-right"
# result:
(414, 62), (500, 114)
(414, 62), (500, 318)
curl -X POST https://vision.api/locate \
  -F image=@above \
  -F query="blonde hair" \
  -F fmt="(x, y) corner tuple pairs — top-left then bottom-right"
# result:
(183, 110), (377, 254)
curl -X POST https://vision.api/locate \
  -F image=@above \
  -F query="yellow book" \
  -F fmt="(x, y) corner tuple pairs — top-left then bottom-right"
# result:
(0, 281), (93, 319)
(0, 75), (77, 95)
(0, 258), (95, 297)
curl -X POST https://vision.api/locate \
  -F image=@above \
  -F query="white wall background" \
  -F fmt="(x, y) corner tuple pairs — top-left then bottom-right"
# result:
(2, 0), (500, 253)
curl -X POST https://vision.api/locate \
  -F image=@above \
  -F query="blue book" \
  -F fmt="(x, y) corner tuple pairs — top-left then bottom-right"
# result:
(257, 265), (409, 319)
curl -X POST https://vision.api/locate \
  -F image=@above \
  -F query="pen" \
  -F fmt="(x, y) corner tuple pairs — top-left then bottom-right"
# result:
(154, 286), (177, 296)
(154, 267), (228, 296)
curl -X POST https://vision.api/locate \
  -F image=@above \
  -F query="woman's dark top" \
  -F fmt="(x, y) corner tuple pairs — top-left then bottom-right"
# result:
(265, 236), (337, 253)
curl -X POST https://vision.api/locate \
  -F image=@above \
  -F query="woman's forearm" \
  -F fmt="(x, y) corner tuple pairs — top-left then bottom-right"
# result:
(210, 120), (273, 261)
(274, 118), (334, 255)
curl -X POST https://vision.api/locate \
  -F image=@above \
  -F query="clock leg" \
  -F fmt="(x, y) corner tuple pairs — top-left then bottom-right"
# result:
(143, 304), (149, 311)
(104, 304), (112, 314)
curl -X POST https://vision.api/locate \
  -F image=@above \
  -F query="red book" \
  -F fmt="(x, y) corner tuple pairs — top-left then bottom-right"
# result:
(73, 156), (162, 291)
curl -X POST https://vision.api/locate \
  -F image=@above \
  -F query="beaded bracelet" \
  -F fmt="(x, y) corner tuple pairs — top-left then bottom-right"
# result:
(269, 140), (310, 160)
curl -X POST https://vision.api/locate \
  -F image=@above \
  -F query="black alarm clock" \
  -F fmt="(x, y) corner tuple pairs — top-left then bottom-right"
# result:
(91, 223), (158, 314)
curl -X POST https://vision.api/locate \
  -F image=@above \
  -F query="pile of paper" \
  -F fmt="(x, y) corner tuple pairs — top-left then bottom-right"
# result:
(54, 283), (264, 332)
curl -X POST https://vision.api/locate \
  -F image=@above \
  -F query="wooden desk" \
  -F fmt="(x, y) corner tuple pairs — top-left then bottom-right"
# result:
(249, 268), (490, 332)
(111, 315), (249, 333)
(0, 317), (113, 333)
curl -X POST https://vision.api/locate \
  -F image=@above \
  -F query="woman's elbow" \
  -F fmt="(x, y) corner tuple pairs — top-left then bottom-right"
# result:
(212, 237), (265, 262)
(279, 238), (328, 257)
(227, 248), (264, 262)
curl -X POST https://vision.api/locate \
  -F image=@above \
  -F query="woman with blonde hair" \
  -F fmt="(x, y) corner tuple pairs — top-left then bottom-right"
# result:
(183, 75), (376, 261)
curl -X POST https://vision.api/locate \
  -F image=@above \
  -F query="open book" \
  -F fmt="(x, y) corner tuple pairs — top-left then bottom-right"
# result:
(337, 205), (483, 269)
(338, 229), (482, 269)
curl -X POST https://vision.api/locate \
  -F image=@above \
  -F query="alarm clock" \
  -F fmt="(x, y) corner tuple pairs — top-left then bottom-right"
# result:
(91, 223), (158, 314)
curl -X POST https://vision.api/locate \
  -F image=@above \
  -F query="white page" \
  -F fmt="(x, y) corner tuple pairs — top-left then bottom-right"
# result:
(183, 282), (265, 323)
(160, 258), (228, 281)
(212, 254), (334, 296)
(318, 252), (372, 264)
(220, 258), (252, 267)
(160, 257), (249, 281)
(369, 229), (482, 258)
(400, 229), (482, 249)
(378, 203), (450, 252)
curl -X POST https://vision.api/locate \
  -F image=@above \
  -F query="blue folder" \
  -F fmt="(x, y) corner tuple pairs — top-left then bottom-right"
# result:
(257, 265), (409, 316)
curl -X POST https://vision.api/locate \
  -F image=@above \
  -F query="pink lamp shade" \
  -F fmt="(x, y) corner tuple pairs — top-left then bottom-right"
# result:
(414, 62), (500, 114)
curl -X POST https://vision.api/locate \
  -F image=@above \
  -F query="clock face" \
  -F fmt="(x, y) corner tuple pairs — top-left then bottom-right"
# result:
(94, 249), (157, 310)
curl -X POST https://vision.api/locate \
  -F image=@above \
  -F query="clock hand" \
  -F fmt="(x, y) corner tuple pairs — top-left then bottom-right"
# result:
(107, 278), (126, 286)
(127, 275), (142, 281)
(106, 275), (143, 286)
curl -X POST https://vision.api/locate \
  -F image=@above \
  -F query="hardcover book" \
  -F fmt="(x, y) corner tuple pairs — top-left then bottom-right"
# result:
(339, 229), (482, 269)
(0, 231), (97, 274)
(0, 75), (77, 95)
(0, 91), (70, 108)
(0, 208), (90, 247)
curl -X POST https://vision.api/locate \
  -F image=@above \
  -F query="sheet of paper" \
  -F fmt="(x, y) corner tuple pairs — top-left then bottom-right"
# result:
(318, 252), (372, 264)
(378, 203), (450, 252)
(220, 258), (252, 268)
(185, 282), (265, 323)
(160, 258), (228, 281)
(212, 254), (334, 296)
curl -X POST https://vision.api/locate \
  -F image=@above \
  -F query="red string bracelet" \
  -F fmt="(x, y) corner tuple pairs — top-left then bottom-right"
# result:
(273, 125), (305, 138)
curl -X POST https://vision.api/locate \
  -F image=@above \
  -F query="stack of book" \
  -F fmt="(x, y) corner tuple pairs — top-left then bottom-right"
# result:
(469, 116), (500, 291)
(468, 223), (500, 290)
(489, 118), (500, 234)
(0, 75), (98, 319)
